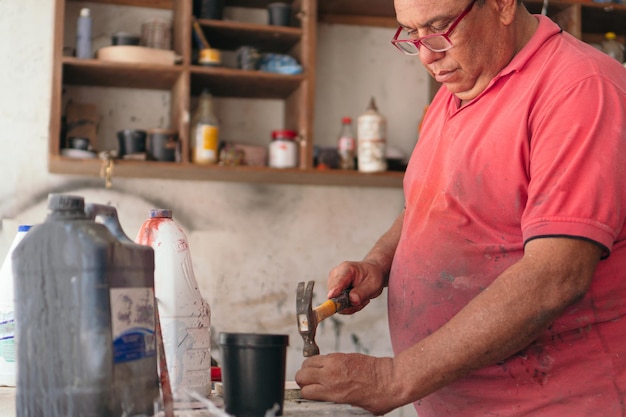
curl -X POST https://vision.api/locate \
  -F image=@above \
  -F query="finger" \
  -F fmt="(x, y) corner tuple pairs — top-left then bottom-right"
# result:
(339, 299), (370, 315)
(295, 357), (326, 386)
(300, 381), (331, 402)
(327, 262), (356, 298)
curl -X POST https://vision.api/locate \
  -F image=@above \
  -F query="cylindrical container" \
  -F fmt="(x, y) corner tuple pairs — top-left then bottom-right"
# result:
(112, 32), (140, 46)
(237, 46), (260, 70)
(602, 32), (624, 62)
(219, 333), (289, 417)
(117, 129), (147, 157)
(199, 0), (225, 19)
(13, 194), (159, 417)
(190, 89), (220, 164)
(147, 128), (178, 162)
(337, 116), (356, 170)
(0, 225), (31, 387)
(198, 48), (222, 67)
(269, 129), (298, 168)
(357, 97), (387, 173)
(135, 209), (212, 399)
(76, 8), (92, 59)
(267, 2), (291, 26)
(141, 18), (172, 50)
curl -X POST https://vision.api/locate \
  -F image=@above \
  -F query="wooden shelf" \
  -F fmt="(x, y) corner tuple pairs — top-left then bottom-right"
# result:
(581, 3), (626, 35)
(51, 0), (623, 189)
(198, 19), (303, 52)
(49, 155), (405, 188)
(318, 0), (397, 27)
(62, 58), (184, 90)
(70, 0), (172, 8)
(190, 66), (305, 98)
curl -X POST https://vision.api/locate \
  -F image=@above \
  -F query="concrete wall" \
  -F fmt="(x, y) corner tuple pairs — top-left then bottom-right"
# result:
(0, 1), (429, 415)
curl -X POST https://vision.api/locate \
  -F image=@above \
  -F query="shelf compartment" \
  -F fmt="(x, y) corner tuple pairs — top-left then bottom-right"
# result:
(49, 155), (405, 188)
(227, 0), (297, 7)
(70, 0), (172, 9)
(318, 0), (395, 19)
(62, 58), (185, 90)
(190, 66), (305, 98)
(197, 19), (303, 52)
(581, 4), (626, 36)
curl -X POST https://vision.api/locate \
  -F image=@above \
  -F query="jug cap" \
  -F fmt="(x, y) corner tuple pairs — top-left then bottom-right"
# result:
(48, 194), (85, 212)
(149, 209), (172, 218)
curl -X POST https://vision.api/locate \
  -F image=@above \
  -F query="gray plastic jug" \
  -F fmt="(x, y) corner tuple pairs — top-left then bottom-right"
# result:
(13, 194), (159, 417)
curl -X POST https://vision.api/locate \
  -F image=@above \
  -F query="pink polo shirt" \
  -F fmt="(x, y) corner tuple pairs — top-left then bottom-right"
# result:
(388, 15), (626, 416)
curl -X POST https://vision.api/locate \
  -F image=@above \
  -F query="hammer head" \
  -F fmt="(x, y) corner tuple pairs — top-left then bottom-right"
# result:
(296, 280), (320, 357)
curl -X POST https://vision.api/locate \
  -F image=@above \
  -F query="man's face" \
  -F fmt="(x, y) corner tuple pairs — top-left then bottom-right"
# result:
(395, 0), (513, 101)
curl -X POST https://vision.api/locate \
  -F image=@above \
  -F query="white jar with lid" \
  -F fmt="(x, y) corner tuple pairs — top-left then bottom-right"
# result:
(269, 130), (298, 168)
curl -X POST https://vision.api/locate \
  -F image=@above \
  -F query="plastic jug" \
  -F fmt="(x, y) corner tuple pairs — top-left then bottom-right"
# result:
(135, 209), (212, 399)
(13, 194), (159, 417)
(0, 224), (31, 387)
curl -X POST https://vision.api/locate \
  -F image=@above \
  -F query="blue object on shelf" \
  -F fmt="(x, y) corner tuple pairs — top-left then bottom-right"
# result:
(258, 53), (303, 75)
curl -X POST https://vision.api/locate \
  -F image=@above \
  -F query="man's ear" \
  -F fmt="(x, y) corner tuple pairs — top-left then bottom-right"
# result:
(493, 0), (518, 25)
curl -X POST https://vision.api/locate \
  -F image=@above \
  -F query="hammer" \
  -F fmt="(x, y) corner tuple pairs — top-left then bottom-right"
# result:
(296, 280), (351, 357)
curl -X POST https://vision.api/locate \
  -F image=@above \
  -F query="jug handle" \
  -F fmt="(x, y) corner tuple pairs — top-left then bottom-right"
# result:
(85, 203), (133, 243)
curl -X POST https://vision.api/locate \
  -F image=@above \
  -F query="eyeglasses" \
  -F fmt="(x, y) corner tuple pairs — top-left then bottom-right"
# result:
(391, 0), (477, 55)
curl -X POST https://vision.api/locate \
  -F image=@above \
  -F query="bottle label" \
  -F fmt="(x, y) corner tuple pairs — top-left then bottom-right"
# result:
(338, 136), (355, 151)
(193, 124), (219, 163)
(0, 314), (15, 362)
(269, 139), (298, 168)
(111, 287), (157, 363)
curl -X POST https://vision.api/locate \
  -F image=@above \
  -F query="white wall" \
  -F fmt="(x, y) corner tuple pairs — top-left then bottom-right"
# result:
(0, 1), (429, 415)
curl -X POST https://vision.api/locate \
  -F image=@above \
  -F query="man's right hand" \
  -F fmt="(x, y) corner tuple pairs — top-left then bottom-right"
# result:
(326, 260), (387, 314)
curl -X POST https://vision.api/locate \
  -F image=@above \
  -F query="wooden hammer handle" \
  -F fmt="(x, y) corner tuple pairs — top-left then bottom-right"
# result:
(313, 289), (351, 323)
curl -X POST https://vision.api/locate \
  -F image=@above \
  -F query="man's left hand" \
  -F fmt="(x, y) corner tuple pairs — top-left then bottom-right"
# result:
(295, 353), (398, 416)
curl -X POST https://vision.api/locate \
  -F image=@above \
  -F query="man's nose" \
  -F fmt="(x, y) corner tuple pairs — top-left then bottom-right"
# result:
(419, 47), (445, 65)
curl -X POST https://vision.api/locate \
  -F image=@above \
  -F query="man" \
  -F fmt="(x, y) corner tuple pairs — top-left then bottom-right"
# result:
(295, 0), (626, 415)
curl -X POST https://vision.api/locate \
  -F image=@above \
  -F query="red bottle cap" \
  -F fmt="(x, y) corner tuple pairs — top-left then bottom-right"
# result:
(342, 117), (352, 124)
(211, 366), (221, 382)
(271, 129), (298, 140)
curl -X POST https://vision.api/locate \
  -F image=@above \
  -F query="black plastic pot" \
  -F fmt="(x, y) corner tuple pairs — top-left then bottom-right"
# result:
(219, 333), (289, 417)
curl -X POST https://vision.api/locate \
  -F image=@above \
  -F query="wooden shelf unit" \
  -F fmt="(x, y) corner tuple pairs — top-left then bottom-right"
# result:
(49, 0), (625, 188)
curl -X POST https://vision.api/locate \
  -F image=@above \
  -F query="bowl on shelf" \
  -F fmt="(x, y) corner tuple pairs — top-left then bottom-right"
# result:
(97, 45), (180, 65)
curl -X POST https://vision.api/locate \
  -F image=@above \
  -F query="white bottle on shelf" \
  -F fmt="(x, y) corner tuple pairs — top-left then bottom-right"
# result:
(357, 97), (387, 173)
(337, 117), (356, 170)
(135, 210), (212, 399)
(0, 225), (31, 386)
(602, 32), (624, 63)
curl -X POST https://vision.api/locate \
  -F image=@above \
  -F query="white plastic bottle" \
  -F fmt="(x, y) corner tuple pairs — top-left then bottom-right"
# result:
(0, 225), (31, 386)
(337, 117), (356, 170)
(602, 32), (624, 63)
(135, 210), (212, 399)
(357, 97), (387, 173)
(76, 8), (92, 59)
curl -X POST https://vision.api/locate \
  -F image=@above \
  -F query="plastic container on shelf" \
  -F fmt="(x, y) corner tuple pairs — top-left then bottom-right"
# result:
(76, 8), (92, 59)
(190, 89), (220, 165)
(357, 97), (387, 173)
(269, 129), (299, 168)
(602, 32), (624, 63)
(135, 209), (212, 399)
(13, 194), (159, 417)
(337, 117), (356, 170)
(0, 225), (31, 387)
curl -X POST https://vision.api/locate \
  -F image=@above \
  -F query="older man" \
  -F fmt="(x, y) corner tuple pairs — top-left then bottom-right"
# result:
(296, 0), (626, 416)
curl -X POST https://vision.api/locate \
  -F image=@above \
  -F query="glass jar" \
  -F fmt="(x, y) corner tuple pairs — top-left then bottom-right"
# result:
(269, 130), (298, 168)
